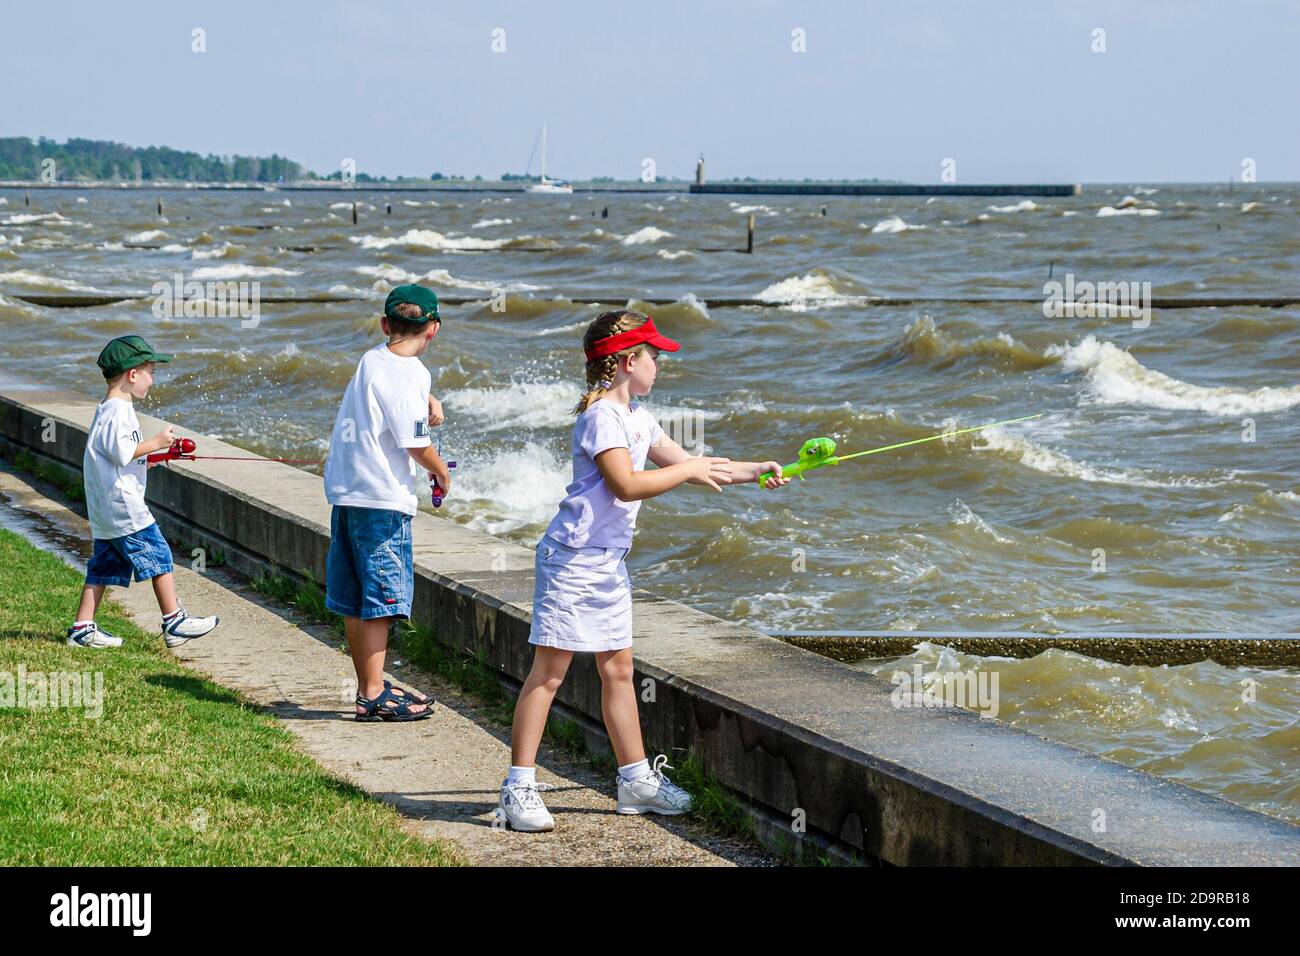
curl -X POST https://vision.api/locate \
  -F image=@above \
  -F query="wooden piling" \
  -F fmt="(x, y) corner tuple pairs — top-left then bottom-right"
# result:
(746, 213), (755, 253)
(352, 202), (358, 225)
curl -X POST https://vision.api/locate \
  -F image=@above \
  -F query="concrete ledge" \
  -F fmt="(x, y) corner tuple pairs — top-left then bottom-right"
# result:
(3, 382), (1298, 866)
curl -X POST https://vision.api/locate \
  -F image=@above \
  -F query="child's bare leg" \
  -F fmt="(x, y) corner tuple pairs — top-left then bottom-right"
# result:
(595, 648), (645, 767)
(75, 584), (105, 622)
(150, 572), (180, 617)
(346, 616), (425, 715)
(510, 647), (573, 766)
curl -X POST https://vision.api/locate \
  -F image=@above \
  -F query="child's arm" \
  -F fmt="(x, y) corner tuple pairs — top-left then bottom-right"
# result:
(648, 434), (790, 490)
(596, 447), (731, 502)
(130, 426), (175, 463)
(408, 444), (452, 496)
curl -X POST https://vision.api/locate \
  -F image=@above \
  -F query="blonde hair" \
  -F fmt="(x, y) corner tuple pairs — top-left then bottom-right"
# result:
(572, 310), (650, 415)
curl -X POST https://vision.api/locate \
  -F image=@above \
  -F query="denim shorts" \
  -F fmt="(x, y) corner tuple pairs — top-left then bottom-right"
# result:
(529, 534), (632, 652)
(325, 506), (414, 620)
(85, 522), (174, 587)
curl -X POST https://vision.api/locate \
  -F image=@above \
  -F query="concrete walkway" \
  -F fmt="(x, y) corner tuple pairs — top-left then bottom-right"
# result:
(0, 466), (773, 867)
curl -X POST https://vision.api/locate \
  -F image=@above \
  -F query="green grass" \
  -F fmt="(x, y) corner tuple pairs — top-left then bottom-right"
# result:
(0, 527), (464, 866)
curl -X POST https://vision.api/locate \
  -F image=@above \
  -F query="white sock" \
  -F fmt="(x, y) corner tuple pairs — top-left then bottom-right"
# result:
(162, 609), (183, 623)
(73, 620), (94, 628)
(506, 766), (536, 787)
(618, 759), (650, 783)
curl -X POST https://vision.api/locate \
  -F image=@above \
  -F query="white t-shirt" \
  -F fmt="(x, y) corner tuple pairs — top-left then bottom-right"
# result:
(545, 399), (664, 549)
(83, 397), (155, 540)
(324, 344), (432, 516)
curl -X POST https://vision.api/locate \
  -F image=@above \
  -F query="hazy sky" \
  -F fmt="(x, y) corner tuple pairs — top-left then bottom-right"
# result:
(5, 0), (1298, 183)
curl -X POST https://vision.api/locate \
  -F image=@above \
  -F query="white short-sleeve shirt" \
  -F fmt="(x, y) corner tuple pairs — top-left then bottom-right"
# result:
(324, 344), (433, 516)
(83, 397), (155, 540)
(544, 399), (664, 549)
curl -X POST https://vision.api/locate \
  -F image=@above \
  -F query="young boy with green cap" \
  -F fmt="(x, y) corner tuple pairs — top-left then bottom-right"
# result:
(68, 335), (220, 649)
(324, 285), (453, 721)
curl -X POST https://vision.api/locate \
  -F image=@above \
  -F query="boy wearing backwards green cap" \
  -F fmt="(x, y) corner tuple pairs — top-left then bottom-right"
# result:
(68, 335), (221, 649)
(324, 285), (453, 721)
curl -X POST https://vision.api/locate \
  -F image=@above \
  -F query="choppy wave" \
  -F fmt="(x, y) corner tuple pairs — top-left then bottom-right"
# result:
(866, 216), (925, 233)
(453, 441), (572, 535)
(471, 218), (513, 229)
(443, 380), (580, 431)
(351, 228), (528, 252)
(1, 212), (76, 226)
(191, 264), (302, 280)
(756, 271), (860, 309)
(656, 249), (693, 260)
(986, 200), (1045, 213)
(0, 269), (103, 292)
(125, 229), (168, 243)
(1048, 336), (1300, 415)
(354, 263), (543, 293)
(889, 316), (1056, 370)
(976, 426), (1228, 489)
(621, 226), (673, 245)
(191, 241), (238, 260)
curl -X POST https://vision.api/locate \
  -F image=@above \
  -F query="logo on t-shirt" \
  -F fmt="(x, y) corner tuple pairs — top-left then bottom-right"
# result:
(414, 420), (427, 438)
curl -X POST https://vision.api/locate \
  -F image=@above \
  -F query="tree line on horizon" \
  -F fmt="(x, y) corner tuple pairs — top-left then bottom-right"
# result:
(0, 137), (305, 183)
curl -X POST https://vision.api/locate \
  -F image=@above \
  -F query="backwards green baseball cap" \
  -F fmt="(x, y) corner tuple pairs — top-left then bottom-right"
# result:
(384, 284), (441, 323)
(97, 335), (173, 379)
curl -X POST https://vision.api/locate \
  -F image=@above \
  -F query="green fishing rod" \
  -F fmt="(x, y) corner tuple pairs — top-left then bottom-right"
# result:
(756, 413), (1044, 486)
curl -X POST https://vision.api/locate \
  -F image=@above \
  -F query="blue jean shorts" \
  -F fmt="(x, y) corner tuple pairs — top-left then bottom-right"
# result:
(85, 522), (174, 587)
(325, 506), (413, 620)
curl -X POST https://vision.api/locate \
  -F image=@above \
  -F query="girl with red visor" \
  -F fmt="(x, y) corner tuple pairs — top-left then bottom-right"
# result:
(498, 309), (789, 832)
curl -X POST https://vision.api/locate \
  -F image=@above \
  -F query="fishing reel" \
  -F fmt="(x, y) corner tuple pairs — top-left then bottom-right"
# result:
(146, 437), (197, 463)
(430, 460), (458, 508)
(798, 437), (837, 464)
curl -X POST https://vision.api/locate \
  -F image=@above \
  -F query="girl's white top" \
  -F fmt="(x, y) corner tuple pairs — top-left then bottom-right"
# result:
(82, 397), (154, 540)
(544, 399), (663, 549)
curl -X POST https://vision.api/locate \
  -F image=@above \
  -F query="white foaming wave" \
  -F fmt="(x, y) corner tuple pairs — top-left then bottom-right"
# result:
(656, 249), (693, 260)
(0, 269), (104, 292)
(158, 243), (188, 253)
(1217, 489), (1300, 523)
(976, 427), (1226, 489)
(0, 198), (6, 205)
(621, 226), (673, 245)
(351, 228), (515, 251)
(986, 200), (1043, 213)
(0, 234), (21, 248)
(866, 216), (925, 233)
(191, 241), (237, 260)
(2, 212), (75, 226)
(191, 264), (301, 279)
(535, 319), (589, 337)
(329, 283), (374, 297)
(1047, 336), (1300, 415)
(756, 272), (857, 309)
(472, 218), (513, 228)
(1240, 201), (1263, 212)
(354, 263), (542, 293)
(1097, 205), (1160, 217)
(728, 203), (777, 216)
(125, 229), (167, 243)
(443, 381), (581, 431)
(454, 441), (572, 536)
(329, 201), (375, 210)
(673, 292), (710, 319)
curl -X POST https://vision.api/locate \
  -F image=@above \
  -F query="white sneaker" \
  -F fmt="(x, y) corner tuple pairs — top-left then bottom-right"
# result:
(498, 780), (555, 832)
(162, 609), (219, 648)
(66, 622), (123, 648)
(616, 755), (694, 816)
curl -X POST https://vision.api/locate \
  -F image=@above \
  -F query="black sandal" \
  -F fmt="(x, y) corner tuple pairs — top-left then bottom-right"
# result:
(355, 684), (433, 722)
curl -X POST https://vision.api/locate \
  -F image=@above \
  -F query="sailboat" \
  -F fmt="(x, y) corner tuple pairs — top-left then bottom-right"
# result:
(525, 122), (573, 194)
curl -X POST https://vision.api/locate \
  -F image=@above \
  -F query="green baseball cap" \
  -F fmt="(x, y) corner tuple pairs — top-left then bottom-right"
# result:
(384, 284), (440, 323)
(96, 335), (173, 379)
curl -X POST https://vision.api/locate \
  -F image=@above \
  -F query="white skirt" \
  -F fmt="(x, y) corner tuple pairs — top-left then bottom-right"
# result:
(529, 534), (633, 652)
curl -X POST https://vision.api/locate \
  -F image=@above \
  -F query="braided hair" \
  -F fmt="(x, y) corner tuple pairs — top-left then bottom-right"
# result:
(572, 310), (651, 415)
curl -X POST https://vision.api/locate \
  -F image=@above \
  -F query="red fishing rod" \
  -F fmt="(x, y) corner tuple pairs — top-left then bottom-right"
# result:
(146, 438), (458, 508)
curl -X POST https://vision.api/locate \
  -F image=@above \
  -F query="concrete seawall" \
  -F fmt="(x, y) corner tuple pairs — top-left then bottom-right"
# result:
(3, 380), (1297, 865)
